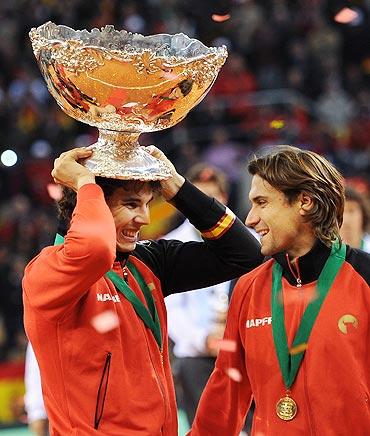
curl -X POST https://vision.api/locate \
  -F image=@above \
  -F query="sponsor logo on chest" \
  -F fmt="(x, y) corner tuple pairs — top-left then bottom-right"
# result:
(97, 293), (121, 303)
(246, 316), (272, 328)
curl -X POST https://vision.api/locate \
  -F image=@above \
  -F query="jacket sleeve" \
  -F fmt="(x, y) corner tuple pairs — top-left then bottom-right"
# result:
(22, 184), (116, 320)
(135, 180), (262, 295)
(189, 278), (253, 436)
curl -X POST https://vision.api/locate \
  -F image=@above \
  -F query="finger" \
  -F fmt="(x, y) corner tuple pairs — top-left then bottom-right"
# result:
(60, 148), (91, 162)
(68, 147), (93, 159)
(145, 145), (156, 154)
(146, 145), (166, 158)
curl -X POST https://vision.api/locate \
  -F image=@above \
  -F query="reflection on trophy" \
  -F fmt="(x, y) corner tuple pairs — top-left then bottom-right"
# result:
(29, 22), (228, 180)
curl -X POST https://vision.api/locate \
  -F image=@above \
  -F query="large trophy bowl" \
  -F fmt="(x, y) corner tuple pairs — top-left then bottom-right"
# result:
(29, 22), (228, 180)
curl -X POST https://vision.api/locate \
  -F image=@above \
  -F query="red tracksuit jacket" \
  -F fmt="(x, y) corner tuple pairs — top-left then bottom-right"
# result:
(23, 181), (262, 435)
(190, 241), (370, 436)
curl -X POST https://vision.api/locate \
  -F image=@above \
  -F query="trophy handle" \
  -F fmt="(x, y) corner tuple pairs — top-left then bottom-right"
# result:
(84, 129), (171, 181)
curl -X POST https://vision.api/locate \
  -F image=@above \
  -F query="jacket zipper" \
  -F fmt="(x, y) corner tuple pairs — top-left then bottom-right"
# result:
(289, 257), (316, 434)
(152, 348), (167, 433)
(94, 352), (112, 429)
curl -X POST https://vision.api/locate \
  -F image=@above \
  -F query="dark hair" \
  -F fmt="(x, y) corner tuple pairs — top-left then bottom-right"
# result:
(345, 186), (370, 231)
(248, 145), (345, 246)
(58, 177), (160, 225)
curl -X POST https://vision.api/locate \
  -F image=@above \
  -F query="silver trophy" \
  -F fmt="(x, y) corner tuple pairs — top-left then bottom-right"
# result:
(29, 22), (227, 180)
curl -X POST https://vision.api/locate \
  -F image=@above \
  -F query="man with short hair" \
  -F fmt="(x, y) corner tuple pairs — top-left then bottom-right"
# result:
(190, 145), (370, 435)
(23, 146), (262, 435)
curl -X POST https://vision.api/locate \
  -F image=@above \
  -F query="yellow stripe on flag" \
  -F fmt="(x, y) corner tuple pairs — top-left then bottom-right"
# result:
(201, 208), (235, 240)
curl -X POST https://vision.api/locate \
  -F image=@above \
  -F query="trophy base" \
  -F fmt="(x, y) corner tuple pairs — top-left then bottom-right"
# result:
(84, 129), (171, 181)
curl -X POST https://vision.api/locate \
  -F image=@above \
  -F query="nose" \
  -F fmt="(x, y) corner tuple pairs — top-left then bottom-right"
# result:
(245, 206), (259, 229)
(135, 206), (151, 226)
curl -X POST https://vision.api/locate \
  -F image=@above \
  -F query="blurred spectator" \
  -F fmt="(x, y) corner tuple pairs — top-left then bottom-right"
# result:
(164, 164), (233, 425)
(340, 186), (370, 252)
(24, 343), (48, 436)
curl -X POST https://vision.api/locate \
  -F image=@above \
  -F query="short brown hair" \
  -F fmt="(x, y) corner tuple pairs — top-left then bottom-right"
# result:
(186, 163), (229, 195)
(248, 145), (345, 246)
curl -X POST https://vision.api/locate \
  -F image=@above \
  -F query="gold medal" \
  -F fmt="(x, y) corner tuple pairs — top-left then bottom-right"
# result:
(276, 394), (297, 421)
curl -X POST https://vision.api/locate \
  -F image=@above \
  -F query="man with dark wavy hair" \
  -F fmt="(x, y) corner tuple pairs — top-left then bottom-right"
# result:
(190, 145), (370, 435)
(22, 146), (262, 436)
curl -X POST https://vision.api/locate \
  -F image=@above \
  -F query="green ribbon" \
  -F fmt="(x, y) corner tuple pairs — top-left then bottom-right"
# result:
(271, 240), (346, 389)
(54, 233), (162, 350)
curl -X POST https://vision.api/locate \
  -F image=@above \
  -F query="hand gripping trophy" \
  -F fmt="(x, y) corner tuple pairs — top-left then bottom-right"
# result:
(29, 22), (227, 180)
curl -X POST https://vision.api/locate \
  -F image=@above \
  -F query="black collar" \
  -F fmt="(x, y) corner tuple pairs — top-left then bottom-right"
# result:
(273, 240), (331, 286)
(116, 251), (129, 267)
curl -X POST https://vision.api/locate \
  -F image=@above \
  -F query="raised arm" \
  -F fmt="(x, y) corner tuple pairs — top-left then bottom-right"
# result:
(135, 178), (262, 295)
(23, 148), (116, 320)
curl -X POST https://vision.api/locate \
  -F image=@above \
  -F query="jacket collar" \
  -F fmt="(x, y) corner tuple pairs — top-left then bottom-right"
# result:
(273, 239), (331, 286)
(116, 251), (129, 267)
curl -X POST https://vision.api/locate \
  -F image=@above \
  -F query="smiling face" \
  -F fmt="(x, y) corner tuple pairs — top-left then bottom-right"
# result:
(245, 175), (316, 259)
(105, 184), (154, 252)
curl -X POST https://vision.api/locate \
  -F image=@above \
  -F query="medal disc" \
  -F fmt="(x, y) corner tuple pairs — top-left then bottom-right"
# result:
(276, 395), (297, 420)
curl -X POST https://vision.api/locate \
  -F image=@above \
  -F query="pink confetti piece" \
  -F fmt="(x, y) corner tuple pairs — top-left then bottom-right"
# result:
(47, 183), (63, 201)
(334, 7), (359, 24)
(212, 14), (231, 22)
(212, 339), (237, 352)
(91, 310), (120, 334)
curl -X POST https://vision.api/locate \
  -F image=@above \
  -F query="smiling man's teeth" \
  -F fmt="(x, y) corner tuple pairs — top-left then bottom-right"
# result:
(122, 231), (138, 238)
(259, 230), (268, 237)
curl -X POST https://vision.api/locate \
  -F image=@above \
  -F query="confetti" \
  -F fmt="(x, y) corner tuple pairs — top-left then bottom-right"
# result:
(91, 310), (120, 333)
(270, 120), (285, 129)
(289, 343), (307, 355)
(47, 183), (63, 201)
(161, 71), (181, 80)
(334, 8), (359, 24)
(226, 367), (242, 382)
(212, 14), (231, 23)
(208, 338), (237, 353)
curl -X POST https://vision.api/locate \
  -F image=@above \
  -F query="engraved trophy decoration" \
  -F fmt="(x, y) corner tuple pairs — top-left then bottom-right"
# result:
(29, 22), (228, 180)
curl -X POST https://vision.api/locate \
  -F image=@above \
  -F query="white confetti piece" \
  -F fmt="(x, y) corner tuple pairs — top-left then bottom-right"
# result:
(226, 367), (242, 382)
(91, 310), (120, 334)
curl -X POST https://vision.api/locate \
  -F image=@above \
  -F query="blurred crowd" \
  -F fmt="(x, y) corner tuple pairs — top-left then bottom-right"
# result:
(0, 0), (369, 363)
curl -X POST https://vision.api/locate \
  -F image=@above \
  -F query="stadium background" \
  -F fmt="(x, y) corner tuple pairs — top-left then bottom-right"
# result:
(0, 0), (369, 434)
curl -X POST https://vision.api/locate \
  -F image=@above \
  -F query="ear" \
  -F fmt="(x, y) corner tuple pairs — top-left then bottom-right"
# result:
(299, 193), (314, 216)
